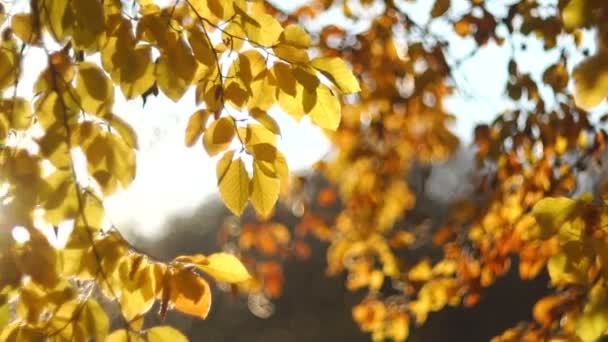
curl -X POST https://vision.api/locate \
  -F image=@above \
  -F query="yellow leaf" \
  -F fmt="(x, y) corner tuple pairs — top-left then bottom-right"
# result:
(308, 84), (341, 130)
(273, 44), (310, 64)
(369, 270), (384, 291)
(105, 329), (145, 342)
(94, 233), (129, 288)
(408, 259), (433, 282)
(207, 0), (235, 21)
(240, 12), (283, 47)
(245, 124), (277, 147)
(238, 50), (268, 81)
(250, 160), (280, 217)
(102, 17), (135, 72)
(118, 46), (156, 100)
(0, 116), (7, 143)
(35, 92), (61, 130)
(0, 323), (46, 342)
(80, 299), (110, 342)
(189, 0), (235, 21)
(217, 151), (249, 216)
(274, 151), (289, 181)
(386, 314), (409, 342)
(576, 282), (608, 342)
(195, 79), (223, 111)
(108, 134), (136, 189)
(0, 97), (32, 130)
(251, 143), (277, 166)
(562, 0), (589, 30)
(17, 232), (59, 287)
(222, 22), (246, 51)
(0, 304), (8, 331)
(11, 13), (39, 44)
(147, 326), (188, 342)
(310, 57), (360, 94)
(572, 52), (608, 110)
(0, 49), (18, 92)
(76, 62), (114, 116)
(37, 0), (73, 42)
(74, 120), (102, 150)
(187, 25), (215, 67)
(107, 114), (139, 149)
(280, 24), (312, 49)
(71, 0), (105, 51)
(185, 110), (210, 147)
(273, 63), (305, 120)
(136, 13), (177, 47)
(197, 252), (251, 283)
(547, 250), (588, 285)
(42, 174), (79, 225)
(203, 117), (235, 156)
(174, 254), (208, 265)
(224, 81), (249, 109)
(250, 108), (280, 135)
(532, 197), (577, 240)
(156, 37), (196, 101)
(80, 192), (105, 230)
(39, 128), (73, 169)
(58, 245), (97, 280)
(248, 71), (277, 110)
(224, 50), (266, 108)
(117, 259), (156, 320)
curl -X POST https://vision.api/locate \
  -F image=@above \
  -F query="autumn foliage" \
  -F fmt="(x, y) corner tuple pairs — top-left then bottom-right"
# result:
(0, 0), (357, 340)
(224, 0), (608, 341)
(1, 0), (608, 341)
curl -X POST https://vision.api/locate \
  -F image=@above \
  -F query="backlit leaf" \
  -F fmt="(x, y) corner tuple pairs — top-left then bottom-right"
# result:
(107, 114), (139, 149)
(168, 268), (212, 319)
(196, 252), (251, 283)
(11, 14), (39, 44)
(0, 304), (8, 330)
(280, 24), (312, 49)
(310, 57), (360, 94)
(562, 0), (589, 30)
(75, 62), (114, 116)
(156, 37), (196, 101)
(274, 63), (305, 120)
(250, 160), (280, 217)
(240, 12), (283, 47)
(105, 329), (145, 342)
(37, 0), (73, 42)
(108, 134), (136, 189)
(576, 283), (608, 342)
(308, 84), (341, 130)
(147, 326), (188, 342)
(217, 151), (249, 216)
(203, 117), (235, 156)
(71, 0), (105, 51)
(532, 197), (577, 239)
(572, 52), (608, 110)
(246, 124), (277, 147)
(0, 49), (18, 91)
(80, 299), (110, 342)
(185, 110), (210, 147)
(118, 46), (156, 100)
(250, 108), (280, 135)
(188, 25), (216, 67)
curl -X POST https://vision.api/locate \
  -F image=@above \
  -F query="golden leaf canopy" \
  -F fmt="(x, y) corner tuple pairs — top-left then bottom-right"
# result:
(0, 0), (357, 340)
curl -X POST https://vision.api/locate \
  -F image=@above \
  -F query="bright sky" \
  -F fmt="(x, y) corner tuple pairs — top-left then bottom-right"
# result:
(8, 0), (601, 239)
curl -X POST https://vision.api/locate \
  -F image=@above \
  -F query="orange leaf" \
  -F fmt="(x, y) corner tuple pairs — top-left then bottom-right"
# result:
(168, 268), (211, 319)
